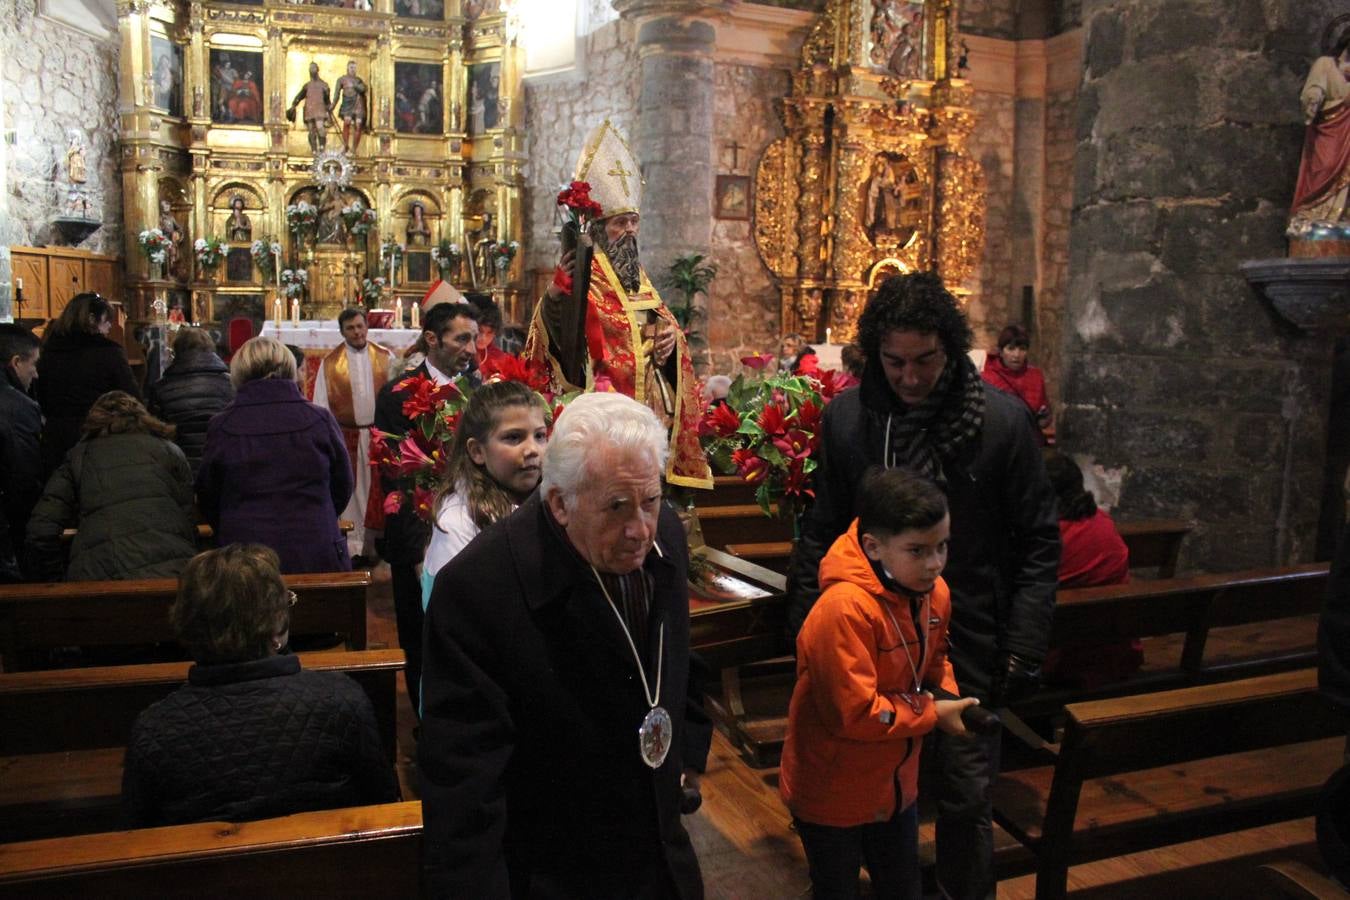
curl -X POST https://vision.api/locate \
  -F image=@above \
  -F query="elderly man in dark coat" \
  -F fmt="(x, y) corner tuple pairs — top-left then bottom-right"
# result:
(419, 391), (713, 899)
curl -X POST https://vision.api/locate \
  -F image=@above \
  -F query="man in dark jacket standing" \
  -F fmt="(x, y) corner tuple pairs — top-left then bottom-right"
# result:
(420, 392), (712, 898)
(147, 327), (234, 476)
(787, 272), (1059, 900)
(0, 324), (43, 581)
(373, 301), (479, 715)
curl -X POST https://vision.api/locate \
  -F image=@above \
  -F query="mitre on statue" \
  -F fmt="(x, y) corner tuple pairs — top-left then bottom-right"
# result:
(574, 119), (644, 220)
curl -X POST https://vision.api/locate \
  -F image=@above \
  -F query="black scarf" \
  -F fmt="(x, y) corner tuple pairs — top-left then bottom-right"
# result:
(865, 351), (985, 486)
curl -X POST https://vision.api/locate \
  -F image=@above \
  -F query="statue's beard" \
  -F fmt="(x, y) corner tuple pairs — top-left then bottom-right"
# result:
(591, 224), (642, 294)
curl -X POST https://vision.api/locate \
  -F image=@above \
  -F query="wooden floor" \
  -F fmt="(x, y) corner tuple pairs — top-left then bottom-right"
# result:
(364, 564), (1334, 898)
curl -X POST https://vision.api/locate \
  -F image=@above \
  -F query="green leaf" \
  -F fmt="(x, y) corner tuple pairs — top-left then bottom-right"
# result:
(755, 480), (773, 518)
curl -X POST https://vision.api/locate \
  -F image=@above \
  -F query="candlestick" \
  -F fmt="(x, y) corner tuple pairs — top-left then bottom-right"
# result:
(395, 298), (404, 329)
(273, 297), (282, 331)
(274, 249), (282, 290)
(825, 327), (832, 344)
(410, 301), (420, 330)
(388, 254), (394, 289)
(15, 277), (22, 291)
(290, 298), (300, 326)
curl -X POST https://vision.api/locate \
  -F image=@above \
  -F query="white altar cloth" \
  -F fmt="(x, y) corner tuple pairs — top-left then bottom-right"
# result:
(260, 320), (423, 352)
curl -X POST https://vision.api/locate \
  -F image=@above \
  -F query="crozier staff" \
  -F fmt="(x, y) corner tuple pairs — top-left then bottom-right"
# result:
(419, 392), (713, 898)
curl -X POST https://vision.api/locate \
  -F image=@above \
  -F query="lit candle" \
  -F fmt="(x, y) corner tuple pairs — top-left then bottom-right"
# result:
(14, 277), (22, 291)
(291, 298), (300, 325)
(395, 298), (404, 329)
(410, 301), (419, 330)
(274, 249), (282, 291)
(825, 327), (832, 344)
(388, 254), (394, 289)
(273, 297), (282, 331)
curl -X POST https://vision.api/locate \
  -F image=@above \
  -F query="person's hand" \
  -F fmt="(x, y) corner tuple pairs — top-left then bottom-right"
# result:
(545, 250), (576, 301)
(654, 322), (676, 366)
(934, 695), (980, 736)
(989, 652), (1042, 707)
(679, 769), (702, 814)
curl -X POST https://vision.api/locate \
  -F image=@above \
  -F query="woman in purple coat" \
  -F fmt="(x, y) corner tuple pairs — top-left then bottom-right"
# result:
(197, 337), (353, 573)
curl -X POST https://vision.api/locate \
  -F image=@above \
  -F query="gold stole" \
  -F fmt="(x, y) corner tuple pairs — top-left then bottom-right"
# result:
(322, 342), (392, 429)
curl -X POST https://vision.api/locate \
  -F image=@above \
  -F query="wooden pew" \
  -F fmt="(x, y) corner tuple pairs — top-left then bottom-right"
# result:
(0, 570), (371, 672)
(0, 801), (421, 899)
(0, 649), (404, 843)
(991, 668), (1346, 900)
(702, 561), (1329, 767)
(722, 517), (1195, 578)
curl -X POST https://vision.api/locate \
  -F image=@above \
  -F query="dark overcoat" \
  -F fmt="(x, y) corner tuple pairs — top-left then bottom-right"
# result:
(196, 377), (353, 573)
(419, 493), (713, 899)
(147, 348), (235, 475)
(35, 330), (140, 476)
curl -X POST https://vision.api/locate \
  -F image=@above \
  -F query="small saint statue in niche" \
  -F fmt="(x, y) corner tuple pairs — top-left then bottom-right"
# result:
(65, 132), (87, 185)
(288, 62), (332, 154)
(227, 195), (252, 243)
(406, 201), (431, 247)
(334, 60), (368, 155)
(159, 199), (185, 276)
(315, 182), (345, 246)
(1289, 23), (1350, 240)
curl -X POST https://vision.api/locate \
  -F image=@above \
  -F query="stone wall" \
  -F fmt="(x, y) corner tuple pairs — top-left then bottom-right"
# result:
(0, 0), (121, 318)
(966, 90), (1016, 348)
(521, 18), (640, 283)
(1035, 82), (1077, 402)
(706, 62), (788, 375)
(1058, 0), (1337, 571)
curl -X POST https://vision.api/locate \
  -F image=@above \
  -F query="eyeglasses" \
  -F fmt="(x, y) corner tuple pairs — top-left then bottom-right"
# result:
(287, 590), (299, 607)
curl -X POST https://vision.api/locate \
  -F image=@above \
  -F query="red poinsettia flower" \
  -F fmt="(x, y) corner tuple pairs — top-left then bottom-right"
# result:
(782, 459), (815, 499)
(481, 353), (551, 392)
(398, 374), (459, 420)
(593, 375), (616, 393)
(740, 353), (776, 370)
(397, 435), (436, 478)
(732, 448), (769, 485)
(383, 491), (404, 515)
(557, 181), (604, 219)
(701, 403), (741, 439)
(795, 399), (822, 435)
(413, 486), (437, 520)
(814, 369), (849, 401)
(367, 428), (399, 472)
(773, 428), (813, 461)
(757, 401), (789, 437)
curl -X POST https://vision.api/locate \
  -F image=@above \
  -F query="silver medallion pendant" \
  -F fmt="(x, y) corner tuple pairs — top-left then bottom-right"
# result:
(639, 705), (673, 769)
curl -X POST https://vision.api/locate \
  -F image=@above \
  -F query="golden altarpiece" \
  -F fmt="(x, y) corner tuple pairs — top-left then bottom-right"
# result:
(115, 0), (525, 326)
(754, 0), (986, 343)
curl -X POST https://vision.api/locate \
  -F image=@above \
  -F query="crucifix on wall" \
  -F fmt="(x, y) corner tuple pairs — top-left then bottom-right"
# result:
(722, 140), (746, 174)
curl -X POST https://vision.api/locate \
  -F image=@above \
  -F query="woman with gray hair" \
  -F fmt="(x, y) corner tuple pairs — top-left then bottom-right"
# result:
(197, 337), (353, 573)
(122, 544), (397, 826)
(147, 327), (234, 475)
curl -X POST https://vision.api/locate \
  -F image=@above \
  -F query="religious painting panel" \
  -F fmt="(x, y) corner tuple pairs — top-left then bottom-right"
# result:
(869, 0), (925, 80)
(151, 35), (183, 117)
(862, 153), (924, 249)
(226, 247), (254, 283)
(715, 175), (751, 221)
(395, 62), (444, 135)
(395, 0), (444, 19)
(210, 49), (264, 126)
(467, 62), (501, 135)
(407, 251), (431, 284)
(463, 0), (500, 21)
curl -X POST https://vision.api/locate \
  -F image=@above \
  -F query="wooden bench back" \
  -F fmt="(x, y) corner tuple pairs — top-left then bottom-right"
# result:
(1115, 518), (1191, 578)
(1060, 669), (1343, 781)
(0, 571), (371, 671)
(0, 801), (421, 899)
(0, 649), (404, 761)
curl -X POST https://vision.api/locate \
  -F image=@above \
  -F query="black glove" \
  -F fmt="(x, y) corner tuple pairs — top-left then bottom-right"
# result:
(679, 770), (703, 815)
(990, 652), (1042, 707)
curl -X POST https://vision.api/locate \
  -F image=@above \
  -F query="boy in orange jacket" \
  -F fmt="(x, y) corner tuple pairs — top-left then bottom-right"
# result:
(780, 468), (978, 899)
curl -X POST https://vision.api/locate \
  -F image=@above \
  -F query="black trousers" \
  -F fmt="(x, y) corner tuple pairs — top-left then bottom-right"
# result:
(390, 561), (424, 717)
(933, 726), (1002, 900)
(794, 803), (921, 900)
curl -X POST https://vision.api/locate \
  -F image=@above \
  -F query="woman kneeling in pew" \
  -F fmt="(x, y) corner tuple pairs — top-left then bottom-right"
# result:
(121, 544), (398, 826)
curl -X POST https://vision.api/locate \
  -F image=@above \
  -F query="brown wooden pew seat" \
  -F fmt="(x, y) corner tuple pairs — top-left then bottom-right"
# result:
(991, 668), (1346, 900)
(0, 801), (421, 899)
(0, 649), (403, 843)
(0, 569), (371, 672)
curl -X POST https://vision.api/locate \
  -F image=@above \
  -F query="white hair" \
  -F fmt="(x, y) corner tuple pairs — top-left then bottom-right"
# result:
(541, 392), (669, 507)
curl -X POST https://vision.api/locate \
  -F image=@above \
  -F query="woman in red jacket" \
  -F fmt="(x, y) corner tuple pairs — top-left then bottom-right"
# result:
(982, 323), (1053, 445)
(781, 468), (976, 899)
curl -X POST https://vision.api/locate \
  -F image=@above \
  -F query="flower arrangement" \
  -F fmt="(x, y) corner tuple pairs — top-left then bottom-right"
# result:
(138, 228), (171, 265)
(357, 276), (387, 307)
(430, 239), (462, 277)
(370, 355), (554, 522)
(280, 268), (308, 300)
(285, 200), (318, 238)
(557, 180), (603, 224)
(194, 236), (226, 270)
(698, 359), (837, 519)
(251, 237), (282, 280)
(341, 200), (378, 237)
(380, 239), (406, 266)
(489, 240), (520, 271)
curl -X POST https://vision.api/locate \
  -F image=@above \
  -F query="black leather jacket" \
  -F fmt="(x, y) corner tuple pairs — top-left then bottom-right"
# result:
(0, 371), (44, 580)
(787, 366), (1060, 698)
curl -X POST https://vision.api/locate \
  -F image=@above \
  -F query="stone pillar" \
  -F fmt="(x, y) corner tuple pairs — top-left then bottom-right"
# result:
(615, 0), (721, 284)
(1058, 0), (1343, 570)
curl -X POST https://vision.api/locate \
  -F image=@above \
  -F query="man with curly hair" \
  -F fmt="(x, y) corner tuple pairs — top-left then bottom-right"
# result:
(787, 271), (1059, 900)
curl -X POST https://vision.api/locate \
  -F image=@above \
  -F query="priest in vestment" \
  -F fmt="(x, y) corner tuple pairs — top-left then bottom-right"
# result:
(525, 120), (712, 489)
(313, 307), (392, 560)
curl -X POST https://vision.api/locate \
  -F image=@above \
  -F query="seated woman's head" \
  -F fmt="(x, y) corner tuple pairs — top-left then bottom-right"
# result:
(82, 390), (175, 442)
(171, 326), (218, 358)
(49, 292), (113, 340)
(996, 324), (1031, 371)
(1045, 454), (1097, 521)
(170, 544), (292, 664)
(230, 336), (298, 388)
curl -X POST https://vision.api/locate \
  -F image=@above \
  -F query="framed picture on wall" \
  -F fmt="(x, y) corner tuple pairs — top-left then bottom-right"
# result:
(467, 62), (501, 135)
(209, 49), (264, 126)
(151, 35), (183, 117)
(714, 175), (750, 221)
(394, 62), (443, 134)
